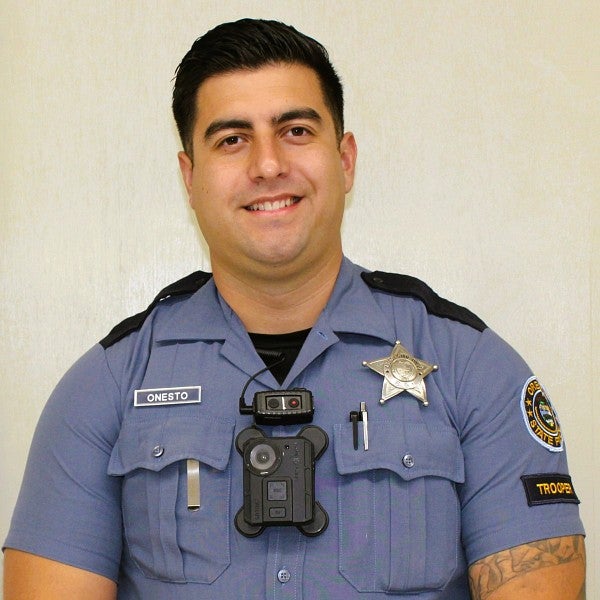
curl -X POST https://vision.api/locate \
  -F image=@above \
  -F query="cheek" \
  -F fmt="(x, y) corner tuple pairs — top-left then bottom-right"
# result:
(192, 199), (220, 232)
(303, 150), (344, 187)
(188, 169), (221, 215)
(193, 162), (245, 200)
(191, 168), (213, 198)
(319, 161), (348, 207)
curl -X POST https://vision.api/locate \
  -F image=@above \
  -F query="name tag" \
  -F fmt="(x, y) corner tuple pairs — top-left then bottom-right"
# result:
(134, 386), (201, 407)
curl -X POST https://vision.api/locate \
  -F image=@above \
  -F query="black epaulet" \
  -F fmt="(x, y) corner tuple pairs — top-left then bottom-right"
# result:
(361, 271), (487, 332)
(99, 270), (213, 349)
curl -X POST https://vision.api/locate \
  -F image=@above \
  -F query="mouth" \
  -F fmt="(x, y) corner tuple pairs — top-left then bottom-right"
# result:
(245, 196), (301, 212)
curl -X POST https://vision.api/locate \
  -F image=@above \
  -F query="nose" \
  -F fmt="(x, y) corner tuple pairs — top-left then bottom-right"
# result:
(248, 136), (288, 180)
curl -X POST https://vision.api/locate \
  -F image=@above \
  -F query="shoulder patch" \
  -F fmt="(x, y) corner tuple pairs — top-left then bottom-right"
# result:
(520, 376), (563, 452)
(361, 271), (487, 332)
(99, 270), (212, 348)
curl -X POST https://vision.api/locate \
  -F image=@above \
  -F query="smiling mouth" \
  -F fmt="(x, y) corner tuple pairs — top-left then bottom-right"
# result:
(246, 196), (301, 212)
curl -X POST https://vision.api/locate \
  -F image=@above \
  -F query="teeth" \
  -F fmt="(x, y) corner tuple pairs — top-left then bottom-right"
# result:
(247, 197), (299, 211)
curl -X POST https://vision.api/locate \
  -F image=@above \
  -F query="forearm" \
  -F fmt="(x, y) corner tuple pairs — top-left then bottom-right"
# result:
(468, 535), (585, 600)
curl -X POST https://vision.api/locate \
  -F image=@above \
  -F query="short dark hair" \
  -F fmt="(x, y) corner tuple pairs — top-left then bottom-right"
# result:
(172, 18), (344, 156)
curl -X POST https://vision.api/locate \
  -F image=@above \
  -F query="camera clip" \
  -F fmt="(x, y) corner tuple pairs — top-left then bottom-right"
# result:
(238, 355), (315, 426)
(234, 425), (329, 537)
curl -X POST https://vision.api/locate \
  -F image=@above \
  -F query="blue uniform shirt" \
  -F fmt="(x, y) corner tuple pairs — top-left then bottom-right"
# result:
(5, 258), (584, 598)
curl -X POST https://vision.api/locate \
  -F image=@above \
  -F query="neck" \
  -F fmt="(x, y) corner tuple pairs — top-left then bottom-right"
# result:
(212, 253), (343, 334)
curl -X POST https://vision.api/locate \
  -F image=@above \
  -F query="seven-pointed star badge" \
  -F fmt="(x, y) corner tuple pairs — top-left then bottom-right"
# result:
(363, 341), (438, 406)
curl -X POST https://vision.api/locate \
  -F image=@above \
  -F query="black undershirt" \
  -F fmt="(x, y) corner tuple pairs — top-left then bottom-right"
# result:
(248, 329), (311, 385)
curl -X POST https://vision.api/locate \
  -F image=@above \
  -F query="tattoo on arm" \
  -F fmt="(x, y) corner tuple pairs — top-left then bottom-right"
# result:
(468, 535), (585, 600)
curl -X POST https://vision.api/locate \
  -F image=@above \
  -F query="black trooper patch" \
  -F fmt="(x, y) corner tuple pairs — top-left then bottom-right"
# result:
(520, 376), (563, 452)
(521, 474), (579, 506)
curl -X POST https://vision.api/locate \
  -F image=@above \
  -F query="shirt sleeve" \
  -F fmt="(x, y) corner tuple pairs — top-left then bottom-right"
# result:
(456, 328), (585, 565)
(3, 344), (124, 581)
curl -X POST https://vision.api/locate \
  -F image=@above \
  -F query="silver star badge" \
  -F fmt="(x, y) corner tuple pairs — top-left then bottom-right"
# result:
(363, 341), (438, 406)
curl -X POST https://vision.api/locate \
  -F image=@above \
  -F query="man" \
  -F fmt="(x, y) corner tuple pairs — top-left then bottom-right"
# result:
(3, 18), (585, 599)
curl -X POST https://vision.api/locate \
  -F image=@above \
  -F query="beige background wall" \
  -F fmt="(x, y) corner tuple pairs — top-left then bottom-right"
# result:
(1, 1), (598, 595)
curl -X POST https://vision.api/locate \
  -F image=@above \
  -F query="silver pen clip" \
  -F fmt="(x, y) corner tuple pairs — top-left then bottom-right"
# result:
(187, 459), (200, 511)
(360, 402), (369, 451)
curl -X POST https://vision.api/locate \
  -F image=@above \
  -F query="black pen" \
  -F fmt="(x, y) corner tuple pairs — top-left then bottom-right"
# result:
(349, 411), (359, 450)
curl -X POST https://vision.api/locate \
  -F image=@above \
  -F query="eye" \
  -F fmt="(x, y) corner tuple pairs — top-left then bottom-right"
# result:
(289, 126), (308, 137)
(222, 135), (242, 146)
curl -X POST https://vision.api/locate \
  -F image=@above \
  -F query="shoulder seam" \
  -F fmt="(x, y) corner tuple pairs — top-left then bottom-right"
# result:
(361, 271), (487, 332)
(99, 271), (213, 348)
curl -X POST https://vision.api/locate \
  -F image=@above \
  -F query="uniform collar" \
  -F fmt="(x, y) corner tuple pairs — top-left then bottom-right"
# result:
(154, 278), (234, 343)
(313, 257), (395, 344)
(154, 257), (396, 346)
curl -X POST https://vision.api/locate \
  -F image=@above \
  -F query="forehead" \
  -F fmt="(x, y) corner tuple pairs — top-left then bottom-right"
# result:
(194, 63), (332, 127)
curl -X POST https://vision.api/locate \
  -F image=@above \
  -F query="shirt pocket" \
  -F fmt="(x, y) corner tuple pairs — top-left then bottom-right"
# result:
(333, 419), (464, 593)
(108, 415), (235, 583)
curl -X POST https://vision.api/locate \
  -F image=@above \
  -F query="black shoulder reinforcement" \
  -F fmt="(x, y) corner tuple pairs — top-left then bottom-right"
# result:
(361, 271), (487, 332)
(99, 270), (213, 348)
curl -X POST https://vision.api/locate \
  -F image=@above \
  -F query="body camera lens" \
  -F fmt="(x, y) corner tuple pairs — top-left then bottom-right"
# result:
(248, 442), (279, 474)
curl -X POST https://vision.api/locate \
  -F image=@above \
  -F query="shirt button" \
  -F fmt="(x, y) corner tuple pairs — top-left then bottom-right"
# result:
(402, 454), (415, 468)
(277, 569), (291, 583)
(152, 445), (164, 458)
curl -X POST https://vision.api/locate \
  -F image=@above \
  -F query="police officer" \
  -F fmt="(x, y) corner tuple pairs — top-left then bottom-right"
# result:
(3, 19), (585, 599)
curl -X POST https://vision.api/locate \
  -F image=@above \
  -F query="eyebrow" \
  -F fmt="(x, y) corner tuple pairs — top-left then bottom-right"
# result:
(273, 107), (322, 127)
(203, 107), (322, 142)
(204, 119), (251, 142)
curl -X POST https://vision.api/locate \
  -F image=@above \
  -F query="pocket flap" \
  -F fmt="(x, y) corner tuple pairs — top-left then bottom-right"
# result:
(108, 416), (236, 475)
(333, 420), (464, 482)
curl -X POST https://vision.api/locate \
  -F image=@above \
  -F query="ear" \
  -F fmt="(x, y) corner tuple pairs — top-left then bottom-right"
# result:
(177, 151), (194, 204)
(339, 132), (357, 193)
